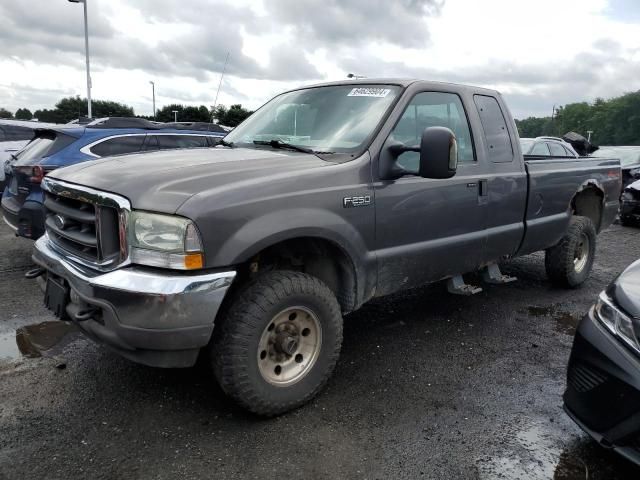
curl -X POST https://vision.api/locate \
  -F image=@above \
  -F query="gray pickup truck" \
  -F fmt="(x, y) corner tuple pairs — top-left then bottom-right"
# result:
(31, 79), (621, 415)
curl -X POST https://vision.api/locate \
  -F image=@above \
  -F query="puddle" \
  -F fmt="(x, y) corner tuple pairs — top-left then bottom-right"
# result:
(0, 332), (21, 361)
(0, 321), (79, 361)
(522, 305), (580, 336)
(554, 312), (579, 336)
(477, 422), (587, 480)
(527, 305), (555, 317)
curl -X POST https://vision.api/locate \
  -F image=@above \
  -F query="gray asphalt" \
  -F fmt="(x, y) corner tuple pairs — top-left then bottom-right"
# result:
(1, 221), (640, 480)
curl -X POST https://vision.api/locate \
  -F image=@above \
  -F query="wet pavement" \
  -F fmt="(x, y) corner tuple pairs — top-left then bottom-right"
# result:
(1, 221), (640, 479)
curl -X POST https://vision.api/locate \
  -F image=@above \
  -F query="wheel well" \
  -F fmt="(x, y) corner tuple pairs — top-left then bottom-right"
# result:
(238, 237), (358, 313)
(572, 186), (604, 232)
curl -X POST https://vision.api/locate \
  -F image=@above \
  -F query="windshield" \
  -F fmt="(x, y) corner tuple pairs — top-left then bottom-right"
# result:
(592, 147), (640, 167)
(224, 85), (402, 154)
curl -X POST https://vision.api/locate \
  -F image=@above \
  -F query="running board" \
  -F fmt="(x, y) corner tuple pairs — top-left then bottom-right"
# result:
(482, 264), (517, 285)
(447, 275), (483, 295)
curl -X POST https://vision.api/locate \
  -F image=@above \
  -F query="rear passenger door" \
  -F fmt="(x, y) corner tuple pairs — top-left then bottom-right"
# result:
(473, 95), (528, 260)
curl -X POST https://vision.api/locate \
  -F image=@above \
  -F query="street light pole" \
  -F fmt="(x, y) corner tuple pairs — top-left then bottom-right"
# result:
(69, 0), (92, 119)
(149, 81), (156, 120)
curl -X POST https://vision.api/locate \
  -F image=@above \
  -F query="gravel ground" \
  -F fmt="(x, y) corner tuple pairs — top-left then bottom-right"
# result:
(1, 221), (640, 479)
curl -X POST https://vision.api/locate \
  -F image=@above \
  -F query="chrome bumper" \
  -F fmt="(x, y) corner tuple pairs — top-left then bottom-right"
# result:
(32, 235), (236, 367)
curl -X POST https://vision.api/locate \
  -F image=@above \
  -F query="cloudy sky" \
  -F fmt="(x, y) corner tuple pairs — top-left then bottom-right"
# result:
(1, 0), (639, 119)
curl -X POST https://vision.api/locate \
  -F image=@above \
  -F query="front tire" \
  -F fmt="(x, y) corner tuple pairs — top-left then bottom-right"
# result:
(211, 270), (343, 416)
(545, 215), (596, 288)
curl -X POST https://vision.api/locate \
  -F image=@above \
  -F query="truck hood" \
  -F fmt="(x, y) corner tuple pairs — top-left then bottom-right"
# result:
(48, 147), (333, 213)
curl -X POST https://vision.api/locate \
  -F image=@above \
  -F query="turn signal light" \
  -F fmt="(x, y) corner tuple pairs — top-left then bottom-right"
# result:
(184, 253), (204, 270)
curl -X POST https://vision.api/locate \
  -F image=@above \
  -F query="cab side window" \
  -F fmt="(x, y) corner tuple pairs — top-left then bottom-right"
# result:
(474, 95), (514, 163)
(530, 142), (551, 156)
(391, 92), (475, 172)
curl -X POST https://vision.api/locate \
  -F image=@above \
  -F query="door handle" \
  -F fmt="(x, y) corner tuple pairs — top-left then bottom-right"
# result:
(478, 179), (488, 197)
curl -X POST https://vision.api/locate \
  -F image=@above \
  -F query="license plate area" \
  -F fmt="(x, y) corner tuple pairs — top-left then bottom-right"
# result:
(45, 276), (69, 319)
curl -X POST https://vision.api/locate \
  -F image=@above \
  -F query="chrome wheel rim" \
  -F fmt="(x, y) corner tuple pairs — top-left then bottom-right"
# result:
(574, 233), (590, 273)
(257, 306), (322, 386)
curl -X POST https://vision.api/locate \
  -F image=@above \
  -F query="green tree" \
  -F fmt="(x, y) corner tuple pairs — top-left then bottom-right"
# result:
(54, 96), (134, 121)
(14, 108), (33, 120)
(155, 104), (211, 123)
(0, 108), (13, 119)
(212, 104), (253, 127)
(515, 90), (640, 145)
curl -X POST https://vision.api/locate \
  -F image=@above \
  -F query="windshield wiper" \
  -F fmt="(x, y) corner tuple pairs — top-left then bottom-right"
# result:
(218, 139), (234, 148)
(253, 139), (335, 156)
(253, 139), (317, 154)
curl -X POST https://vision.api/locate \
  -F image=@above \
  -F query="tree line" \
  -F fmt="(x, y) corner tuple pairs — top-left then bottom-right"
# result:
(0, 96), (253, 127)
(515, 90), (640, 145)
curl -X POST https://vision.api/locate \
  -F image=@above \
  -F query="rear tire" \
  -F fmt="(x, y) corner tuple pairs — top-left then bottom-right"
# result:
(211, 270), (343, 416)
(545, 215), (596, 288)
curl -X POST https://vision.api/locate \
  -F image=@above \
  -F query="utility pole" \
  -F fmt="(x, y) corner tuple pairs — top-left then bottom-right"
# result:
(149, 81), (156, 120)
(68, 0), (92, 118)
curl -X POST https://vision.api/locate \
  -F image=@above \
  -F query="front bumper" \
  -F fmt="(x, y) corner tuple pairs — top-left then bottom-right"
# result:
(32, 235), (236, 367)
(563, 308), (640, 465)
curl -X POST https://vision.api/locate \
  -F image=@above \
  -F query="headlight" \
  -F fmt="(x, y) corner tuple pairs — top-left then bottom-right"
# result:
(128, 211), (204, 270)
(594, 291), (640, 353)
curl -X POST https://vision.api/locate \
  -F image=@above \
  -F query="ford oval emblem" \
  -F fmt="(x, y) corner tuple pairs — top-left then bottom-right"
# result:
(54, 214), (66, 230)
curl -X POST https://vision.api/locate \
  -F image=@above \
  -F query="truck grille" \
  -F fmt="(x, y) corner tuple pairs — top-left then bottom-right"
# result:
(42, 178), (129, 269)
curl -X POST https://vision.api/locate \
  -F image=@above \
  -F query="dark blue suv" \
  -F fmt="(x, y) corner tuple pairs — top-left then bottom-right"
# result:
(2, 117), (225, 239)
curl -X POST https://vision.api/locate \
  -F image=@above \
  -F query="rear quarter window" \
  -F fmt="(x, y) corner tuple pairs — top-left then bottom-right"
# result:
(473, 95), (514, 163)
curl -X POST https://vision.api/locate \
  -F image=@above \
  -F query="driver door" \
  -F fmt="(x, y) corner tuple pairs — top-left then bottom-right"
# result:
(374, 91), (489, 296)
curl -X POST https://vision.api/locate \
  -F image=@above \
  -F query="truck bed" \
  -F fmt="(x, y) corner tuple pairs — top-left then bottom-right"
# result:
(517, 156), (621, 255)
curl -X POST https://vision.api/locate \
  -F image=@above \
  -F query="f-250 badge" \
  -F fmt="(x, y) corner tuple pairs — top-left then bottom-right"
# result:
(343, 195), (372, 208)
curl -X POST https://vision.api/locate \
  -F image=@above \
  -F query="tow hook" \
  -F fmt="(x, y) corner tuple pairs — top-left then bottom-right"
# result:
(25, 267), (45, 279)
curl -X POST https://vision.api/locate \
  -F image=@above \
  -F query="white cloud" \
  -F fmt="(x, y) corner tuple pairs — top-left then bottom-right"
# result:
(0, 0), (639, 119)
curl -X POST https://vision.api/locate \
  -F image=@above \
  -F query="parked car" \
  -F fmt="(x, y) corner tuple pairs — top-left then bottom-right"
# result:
(520, 136), (579, 158)
(0, 120), (58, 191)
(31, 79), (621, 416)
(592, 146), (640, 189)
(564, 259), (640, 466)
(620, 179), (640, 226)
(2, 117), (225, 239)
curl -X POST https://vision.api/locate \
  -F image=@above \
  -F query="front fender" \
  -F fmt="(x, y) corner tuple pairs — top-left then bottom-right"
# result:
(215, 207), (372, 273)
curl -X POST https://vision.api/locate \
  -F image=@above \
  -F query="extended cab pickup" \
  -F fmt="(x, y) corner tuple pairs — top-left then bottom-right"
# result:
(31, 80), (621, 415)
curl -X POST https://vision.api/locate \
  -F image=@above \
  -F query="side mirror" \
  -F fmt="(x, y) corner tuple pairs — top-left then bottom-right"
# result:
(419, 126), (458, 179)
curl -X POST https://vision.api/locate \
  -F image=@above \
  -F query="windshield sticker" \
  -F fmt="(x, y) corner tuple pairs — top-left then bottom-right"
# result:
(347, 88), (391, 98)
